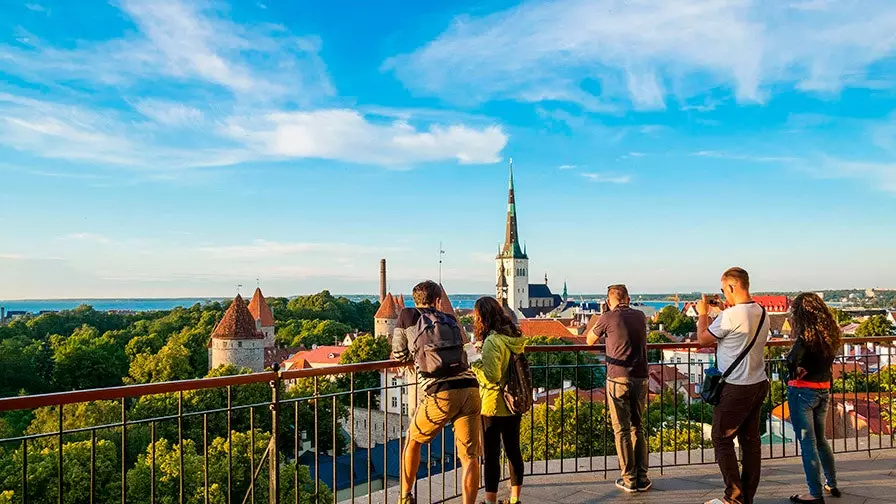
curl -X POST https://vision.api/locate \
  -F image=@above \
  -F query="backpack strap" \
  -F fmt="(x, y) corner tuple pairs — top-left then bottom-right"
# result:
(721, 306), (766, 380)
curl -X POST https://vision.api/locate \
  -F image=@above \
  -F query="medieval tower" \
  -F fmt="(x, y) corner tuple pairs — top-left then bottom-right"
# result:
(496, 160), (529, 311)
(374, 293), (399, 339)
(247, 287), (276, 348)
(210, 294), (265, 372)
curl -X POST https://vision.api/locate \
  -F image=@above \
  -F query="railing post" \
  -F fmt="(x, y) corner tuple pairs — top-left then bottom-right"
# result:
(270, 366), (281, 504)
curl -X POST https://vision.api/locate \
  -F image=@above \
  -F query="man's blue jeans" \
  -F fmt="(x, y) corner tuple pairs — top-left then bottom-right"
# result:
(788, 387), (838, 498)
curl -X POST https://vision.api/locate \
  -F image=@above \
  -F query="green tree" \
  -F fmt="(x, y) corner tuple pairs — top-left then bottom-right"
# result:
(525, 336), (602, 390)
(25, 401), (121, 448)
(828, 307), (854, 325)
(50, 325), (128, 391)
(284, 378), (348, 455)
(647, 331), (671, 363)
(0, 337), (52, 397)
(127, 338), (193, 384)
(337, 334), (390, 408)
(0, 439), (120, 504)
(286, 319), (353, 348)
(855, 315), (895, 337)
(520, 390), (614, 460)
(126, 431), (330, 504)
(655, 306), (695, 336)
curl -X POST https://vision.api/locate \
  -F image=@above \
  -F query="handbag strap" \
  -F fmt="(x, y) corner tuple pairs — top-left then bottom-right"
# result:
(721, 306), (767, 380)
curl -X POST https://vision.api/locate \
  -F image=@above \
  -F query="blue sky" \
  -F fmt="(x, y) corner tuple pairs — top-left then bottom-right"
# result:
(2, 0), (896, 299)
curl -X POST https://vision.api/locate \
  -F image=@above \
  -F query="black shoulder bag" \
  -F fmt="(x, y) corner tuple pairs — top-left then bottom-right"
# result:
(700, 306), (766, 406)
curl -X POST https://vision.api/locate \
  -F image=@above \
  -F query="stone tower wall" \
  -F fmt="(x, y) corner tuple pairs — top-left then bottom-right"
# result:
(374, 317), (397, 339)
(261, 326), (275, 348)
(210, 338), (264, 373)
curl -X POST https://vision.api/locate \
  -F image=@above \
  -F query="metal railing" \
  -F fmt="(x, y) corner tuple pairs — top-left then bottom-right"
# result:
(0, 337), (893, 504)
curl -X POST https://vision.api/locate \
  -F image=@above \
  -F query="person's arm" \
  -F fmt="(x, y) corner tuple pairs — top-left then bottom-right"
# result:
(697, 296), (728, 347)
(471, 337), (506, 385)
(786, 337), (807, 379)
(587, 316), (607, 345)
(391, 310), (412, 362)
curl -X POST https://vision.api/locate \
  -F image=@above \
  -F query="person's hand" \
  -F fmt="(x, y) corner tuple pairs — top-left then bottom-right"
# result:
(795, 367), (807, 380)
(473, 341), (483, 352)
(696, 295), (711, 316)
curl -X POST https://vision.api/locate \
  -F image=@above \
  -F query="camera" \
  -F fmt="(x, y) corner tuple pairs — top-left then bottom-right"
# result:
(705, 294), (723, 307)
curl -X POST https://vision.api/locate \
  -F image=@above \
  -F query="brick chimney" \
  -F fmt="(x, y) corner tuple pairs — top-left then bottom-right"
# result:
(379, 259), (387, 302)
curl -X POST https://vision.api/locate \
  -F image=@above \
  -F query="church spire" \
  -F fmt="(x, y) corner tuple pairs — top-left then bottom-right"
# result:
(562, 280), (568, 300)
(500, 158), (526, 259)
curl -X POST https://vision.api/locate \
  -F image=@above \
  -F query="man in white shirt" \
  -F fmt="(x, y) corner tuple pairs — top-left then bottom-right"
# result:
(697, 267), (770, 504)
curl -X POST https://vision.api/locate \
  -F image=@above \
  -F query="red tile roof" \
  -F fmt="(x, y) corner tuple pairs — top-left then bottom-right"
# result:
(753, 295), (792, 313)
(395, 294), (405, 309)
(374, 293), (398, 319)
(649, 365), (688, 383)
(212, 295), (264, 340)
(282, 345), (345, 369)
(247, 288), (275, 327)
(520, 319), (577, 340)
(437, 289), (469, 342)
(264, 347), (301, 369)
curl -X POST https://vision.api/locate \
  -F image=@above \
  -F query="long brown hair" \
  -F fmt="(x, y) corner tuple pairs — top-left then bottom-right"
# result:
(473, 296), (522, 341)
(791, 292), (841, 360)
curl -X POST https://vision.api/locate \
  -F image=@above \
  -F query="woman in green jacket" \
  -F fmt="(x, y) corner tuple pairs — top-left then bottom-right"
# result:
(471, 297), (527, 504)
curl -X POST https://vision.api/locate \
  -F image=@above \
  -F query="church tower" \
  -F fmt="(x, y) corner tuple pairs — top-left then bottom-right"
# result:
(496, 159), (529, 311)
(247, 287), (276, 348)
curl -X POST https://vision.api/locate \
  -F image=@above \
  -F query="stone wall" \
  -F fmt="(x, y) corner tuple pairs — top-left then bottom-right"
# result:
(210, 338), (264, 372)
(340, 407), (409, 449)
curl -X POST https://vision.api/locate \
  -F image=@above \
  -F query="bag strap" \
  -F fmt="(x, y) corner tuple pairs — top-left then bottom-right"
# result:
(721, 306), (766, 380)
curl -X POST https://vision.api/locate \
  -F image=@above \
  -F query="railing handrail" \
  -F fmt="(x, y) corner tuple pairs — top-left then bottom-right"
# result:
(1, 336), (893, 412)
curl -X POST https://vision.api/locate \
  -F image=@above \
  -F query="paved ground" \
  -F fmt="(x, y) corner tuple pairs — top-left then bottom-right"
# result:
(471, 450), (896, 504)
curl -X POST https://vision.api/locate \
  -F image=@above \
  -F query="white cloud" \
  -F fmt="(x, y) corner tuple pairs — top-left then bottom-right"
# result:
(196, 239), (399, 259)
(1, 0), (334, 103)
(386, 0), (896, 111)
(812, 158), (896, 193)
(581, 172), (631, 184)
(0, 0), (508, 170)
(0, 253), (25, 260)
(225, 110), (507, 165)
(690, 150), (798, 163)
(558, 164), (577, 170)
(62, 233), (112, 244)
(24, 4), (47, 12)
(132, 99), (203, 126)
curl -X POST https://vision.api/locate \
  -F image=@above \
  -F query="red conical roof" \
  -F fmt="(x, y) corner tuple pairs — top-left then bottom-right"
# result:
(375, 293), (398, 319)
(212, 294), (264, 340)
(395, 294), (405, 309)
(437, 288), (469, 342)
(248, 288), (275, 327)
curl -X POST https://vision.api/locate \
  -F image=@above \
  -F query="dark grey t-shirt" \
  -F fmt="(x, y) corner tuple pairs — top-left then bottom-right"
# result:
(591, 306), (648, 379)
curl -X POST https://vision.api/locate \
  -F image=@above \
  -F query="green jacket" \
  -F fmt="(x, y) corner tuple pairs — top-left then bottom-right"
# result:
(471, 331), (527, 417)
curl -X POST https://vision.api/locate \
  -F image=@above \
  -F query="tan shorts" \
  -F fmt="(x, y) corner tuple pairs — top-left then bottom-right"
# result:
(407, 387), (481, 460)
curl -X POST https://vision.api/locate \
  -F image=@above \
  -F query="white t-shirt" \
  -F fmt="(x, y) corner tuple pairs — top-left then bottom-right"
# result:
(708, 302), (770, 386)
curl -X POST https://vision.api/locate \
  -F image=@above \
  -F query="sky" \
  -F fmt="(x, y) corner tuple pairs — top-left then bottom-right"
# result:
(1, 0), (896, 299)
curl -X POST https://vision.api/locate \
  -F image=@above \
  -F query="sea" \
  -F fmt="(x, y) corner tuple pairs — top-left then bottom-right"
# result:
(0, 296), (680, 314)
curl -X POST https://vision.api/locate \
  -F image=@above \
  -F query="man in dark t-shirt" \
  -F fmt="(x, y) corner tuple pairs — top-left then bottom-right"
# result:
(587, 284), (650, 493)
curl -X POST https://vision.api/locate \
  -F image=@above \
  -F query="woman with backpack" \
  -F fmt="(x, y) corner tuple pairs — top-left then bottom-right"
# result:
(471, 296), (527, 504)
(787, 292), (842, 504)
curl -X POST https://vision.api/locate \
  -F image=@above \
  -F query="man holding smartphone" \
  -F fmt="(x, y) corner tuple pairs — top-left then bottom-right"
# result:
(587, 284), (650, 493)
(697, 267), (770, 504)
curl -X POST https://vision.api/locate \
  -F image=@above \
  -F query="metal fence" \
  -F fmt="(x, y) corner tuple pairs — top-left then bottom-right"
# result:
(0, 337), (893, 504)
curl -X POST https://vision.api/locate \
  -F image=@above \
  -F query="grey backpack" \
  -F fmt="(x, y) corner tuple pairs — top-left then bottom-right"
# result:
(412, 309), (469, 378)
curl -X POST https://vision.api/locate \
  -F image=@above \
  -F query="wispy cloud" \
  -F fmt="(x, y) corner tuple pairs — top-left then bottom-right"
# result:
(581, 172), (631, 184)
(196, 239), (404, 259)
(558, 164), (577, 170)
(62, 233), (112, 244)
(690, 150), (799, 163)
(24, 4), (46, 12)
(0, 253), (25, 260)
(806, 157), (896, 193)
(0, 0), (507, 170)
(386, 0), (896, 111)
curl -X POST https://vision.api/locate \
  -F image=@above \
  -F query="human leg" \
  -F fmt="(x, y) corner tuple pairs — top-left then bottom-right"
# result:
(607, 379), (636, 486)
(813, 391), (837, 492)
(499, 415), (524, 500)
(712, 383), (758, 504)
(629, 378), (650, 487)
(737, 380), (768, 504)
(481, 416), (502, 502)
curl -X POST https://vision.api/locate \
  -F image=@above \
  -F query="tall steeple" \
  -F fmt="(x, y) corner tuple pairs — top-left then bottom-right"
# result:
(500, 158), (527, 259)
(562, 280), (568, 300)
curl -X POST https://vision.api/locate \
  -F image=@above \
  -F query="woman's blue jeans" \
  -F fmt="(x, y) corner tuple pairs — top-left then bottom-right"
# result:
(788, 387), (838, 498)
